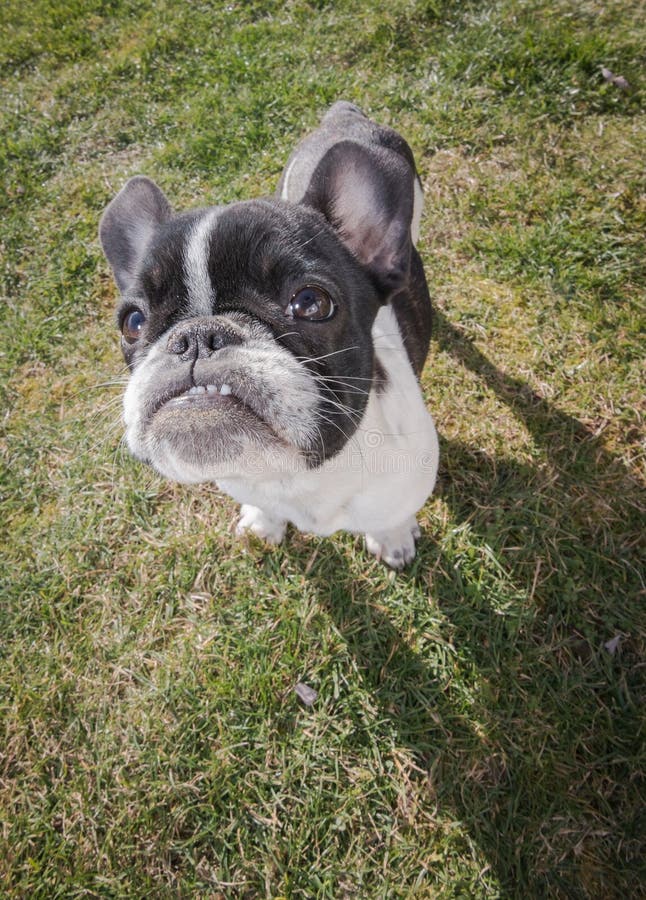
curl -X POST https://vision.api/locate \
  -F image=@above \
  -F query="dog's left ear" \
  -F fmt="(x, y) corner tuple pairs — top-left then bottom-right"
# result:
(278, 104), (418, 297)
(304, 141), (414, 295)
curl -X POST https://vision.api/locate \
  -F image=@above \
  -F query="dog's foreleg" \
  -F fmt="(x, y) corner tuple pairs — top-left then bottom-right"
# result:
(236, 504), (287, 545)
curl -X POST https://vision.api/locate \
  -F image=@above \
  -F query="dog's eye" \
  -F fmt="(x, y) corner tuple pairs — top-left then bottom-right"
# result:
(121, 309), (146, 344)
(286, 286), (335, 321)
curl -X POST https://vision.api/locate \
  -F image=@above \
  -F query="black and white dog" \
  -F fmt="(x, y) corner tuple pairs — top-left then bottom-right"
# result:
(99, 102), (439, 568)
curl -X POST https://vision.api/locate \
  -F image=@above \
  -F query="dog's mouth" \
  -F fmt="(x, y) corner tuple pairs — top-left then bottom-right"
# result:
(148, 375), (255, 422)
(163, 381), (237, 409)
(148, 375), (288, 448)
(122, 337), (334, 478)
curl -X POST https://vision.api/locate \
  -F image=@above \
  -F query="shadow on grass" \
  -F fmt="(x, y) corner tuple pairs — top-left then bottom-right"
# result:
(304, 310), (644, 897)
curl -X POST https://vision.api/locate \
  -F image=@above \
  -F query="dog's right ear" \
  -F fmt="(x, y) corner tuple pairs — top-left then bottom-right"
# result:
(99, 176), (172, 293)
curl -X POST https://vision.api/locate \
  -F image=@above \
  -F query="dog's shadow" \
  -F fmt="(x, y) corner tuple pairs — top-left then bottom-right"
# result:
(299, 310), (643, 895)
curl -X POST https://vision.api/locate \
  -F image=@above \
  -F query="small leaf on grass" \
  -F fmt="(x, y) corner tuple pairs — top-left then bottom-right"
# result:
(295, 682), (318, 706)
(604, 635), (622, 655)
(601, 67), (630, 90)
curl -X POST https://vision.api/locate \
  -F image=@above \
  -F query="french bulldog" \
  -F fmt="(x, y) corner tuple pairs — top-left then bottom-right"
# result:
(99, 101), (439, 568)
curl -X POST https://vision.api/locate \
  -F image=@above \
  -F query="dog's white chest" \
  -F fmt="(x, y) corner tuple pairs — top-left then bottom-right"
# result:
(218, 305), (438, 536)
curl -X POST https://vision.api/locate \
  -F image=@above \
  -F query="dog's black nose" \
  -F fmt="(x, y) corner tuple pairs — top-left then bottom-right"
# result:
(166, 318), (243, 360)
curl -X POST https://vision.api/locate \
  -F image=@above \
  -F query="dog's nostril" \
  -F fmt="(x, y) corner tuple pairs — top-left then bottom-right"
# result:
(167, 334), (190, 355)
(208, 332), (225, 352)
(166, 320), (243, 358)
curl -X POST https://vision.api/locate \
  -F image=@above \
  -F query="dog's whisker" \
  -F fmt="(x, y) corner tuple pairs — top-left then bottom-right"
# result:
(294, 225), (329, 250)
(277, 331), (301, 341)
(85, 398), (125, 429)
(296, 345), (360, 364)
(318, 399), (363, 424)
(311, 411), (369, 474)
(312, 376), (370, 397)
(316, 386), (371, 395)
(312, 373), (375, 383)
(85, 380), (129, 390)
(84, 417), (125, 458)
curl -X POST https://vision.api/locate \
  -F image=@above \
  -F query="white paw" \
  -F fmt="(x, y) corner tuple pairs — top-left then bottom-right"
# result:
(365, 517), (421, 569)
(236, 504), (287, 545)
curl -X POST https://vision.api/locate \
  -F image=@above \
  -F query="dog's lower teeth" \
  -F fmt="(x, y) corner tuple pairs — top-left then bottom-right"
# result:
(206, 384), (218, 393)
(220, 384), (232, 396)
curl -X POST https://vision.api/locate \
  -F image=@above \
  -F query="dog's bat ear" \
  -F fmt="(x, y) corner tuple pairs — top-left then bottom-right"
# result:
(301, 140), (415, 295)
(99, 176), (172, 293)
(277, 102), (420, 297)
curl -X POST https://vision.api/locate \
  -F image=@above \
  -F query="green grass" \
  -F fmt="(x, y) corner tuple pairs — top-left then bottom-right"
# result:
(1, 0), (644, 896)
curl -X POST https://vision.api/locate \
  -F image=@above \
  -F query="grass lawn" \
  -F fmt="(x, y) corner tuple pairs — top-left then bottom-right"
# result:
(1, 0), (644, 896)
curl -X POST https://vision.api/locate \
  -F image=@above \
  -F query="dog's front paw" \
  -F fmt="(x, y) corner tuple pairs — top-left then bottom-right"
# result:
(236, 504), (287, 545)
(365, 517), (421, 569)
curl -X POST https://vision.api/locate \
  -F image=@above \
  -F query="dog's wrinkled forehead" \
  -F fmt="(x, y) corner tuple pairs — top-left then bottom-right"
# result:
(135, 213), (195, 310)
(135, 200), (360, 321)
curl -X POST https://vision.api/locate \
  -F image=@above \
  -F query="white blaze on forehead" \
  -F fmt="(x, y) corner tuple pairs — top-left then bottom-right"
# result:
(184, 209), (219, 316)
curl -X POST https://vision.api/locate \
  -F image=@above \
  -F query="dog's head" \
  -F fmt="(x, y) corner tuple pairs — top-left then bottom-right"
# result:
(99, 102), (418, 483)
